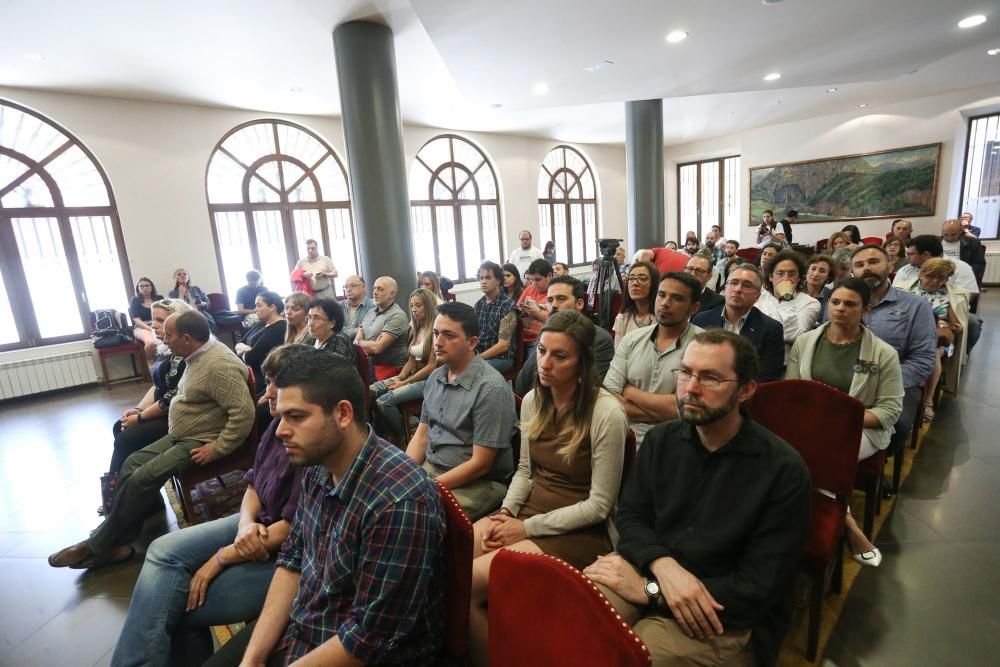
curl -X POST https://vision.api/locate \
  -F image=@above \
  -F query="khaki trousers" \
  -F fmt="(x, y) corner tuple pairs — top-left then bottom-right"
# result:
(421, 461), (506, 521)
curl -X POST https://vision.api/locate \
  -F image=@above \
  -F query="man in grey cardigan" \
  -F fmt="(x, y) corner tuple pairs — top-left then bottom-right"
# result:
(50, 311), (255, 569)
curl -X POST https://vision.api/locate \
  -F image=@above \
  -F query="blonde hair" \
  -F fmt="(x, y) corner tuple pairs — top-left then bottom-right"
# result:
(826, 232), (852, 251)
(920, 258), (955, 280)
(284, 291), (312, 343)
(151, 298), (192, 316)
(409, 288), (439, 367)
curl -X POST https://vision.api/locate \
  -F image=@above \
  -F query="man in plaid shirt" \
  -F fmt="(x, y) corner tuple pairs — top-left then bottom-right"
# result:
(206, 349), (446, 666)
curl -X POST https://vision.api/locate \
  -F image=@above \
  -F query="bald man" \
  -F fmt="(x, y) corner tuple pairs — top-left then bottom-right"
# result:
(355, 276), (410, 380)
(942, 219), (986, 282)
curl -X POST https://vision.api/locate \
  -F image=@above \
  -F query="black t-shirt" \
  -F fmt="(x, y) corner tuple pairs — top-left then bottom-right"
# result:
(129, 296), (157, 322)
(235, 284), (267, 310)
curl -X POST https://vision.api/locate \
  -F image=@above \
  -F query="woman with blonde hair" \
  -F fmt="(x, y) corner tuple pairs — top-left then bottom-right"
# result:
(826, 231), (853, 253)
(418, 271), (444, 299)
(370, 288), (440, 441)
(467, 309), (627, 665)
(283, 291), (313, 345)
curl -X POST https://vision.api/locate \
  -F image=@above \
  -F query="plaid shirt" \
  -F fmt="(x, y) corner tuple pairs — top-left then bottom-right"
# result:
(276, 428), (446, 665)
(474, 291), (515, 359)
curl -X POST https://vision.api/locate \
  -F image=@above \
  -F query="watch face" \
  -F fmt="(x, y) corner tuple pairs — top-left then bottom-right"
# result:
(644, 580), (660, 598)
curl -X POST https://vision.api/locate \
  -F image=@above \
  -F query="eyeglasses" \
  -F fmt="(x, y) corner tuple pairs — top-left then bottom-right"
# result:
(625, 274), (651, 284)
(671, 368), (739, 389)
(684, 266), (710, 276)
(344, 283), (363, 289)
(725, 279), (761, 292)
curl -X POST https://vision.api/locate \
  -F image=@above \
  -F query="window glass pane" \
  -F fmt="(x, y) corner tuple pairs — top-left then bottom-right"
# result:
(700, 162), (720, 236)
(679, 164), (698, 238)
(408, 160), (433, 200)
(433, 171), (453, 199)
(292, 208), (324, 256)
(248, 174), (280, 203)
(252, 211), (290, 296)
(457, 168), (478, 200)
(255, 162), (282, 192)
(44, 144), (109, 206)
(475, 165), (497, 199)
(418, 137), (452, 171)
(553, 204), (567, 265)
(1, 173), (54, 208)
(325, 208), (358, 296)
(723, 157), (740, 237)
(570, 203), (584, 264)
(452, 140), (484, 174)
(313, 155), (350, 202)
(286, 165), (317, 203)
(222, 123), (276, 168)
(214, 211), (254, 307)
(12, 217), (83, 338)
(70, 216), (128, 312)
(0, 154), (29, 190)
(411, 205), (437, 273)
(0, 270), (19, 345)
(481, 206), (501, 265)
(581, 168), (596, 199)
(537, 167), (551, 198)
(536, 203), (552, 254)
(435, 205), (459, 279)
(0, 105), (66, 163)
(276, 124), (326, 168)
(565, 149), (586, 174)
(584, 203), (598, 263)
(460, 205), (482, 280)
(962, 114), (1000, 239)
(206, 152), (246, 203)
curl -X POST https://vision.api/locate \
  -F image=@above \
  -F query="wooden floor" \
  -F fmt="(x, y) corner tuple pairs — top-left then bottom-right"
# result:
(1, 295), (999, 666)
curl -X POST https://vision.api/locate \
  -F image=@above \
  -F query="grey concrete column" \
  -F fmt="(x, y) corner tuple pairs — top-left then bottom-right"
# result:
(333, 21), (416, 297)
(625, 99), (665, 252)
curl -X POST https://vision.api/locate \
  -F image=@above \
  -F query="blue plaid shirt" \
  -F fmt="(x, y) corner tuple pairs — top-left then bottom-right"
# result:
(474, 291), (516, 359)
(276, 428), (446, 665)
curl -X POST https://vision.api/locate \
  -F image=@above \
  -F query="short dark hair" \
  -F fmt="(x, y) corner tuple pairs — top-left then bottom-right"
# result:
(275, 348), (365, 421)
(526, 259), (553, 277)
(763, 209), (775, 216)
(690, 329), (759, 385)
(764, 249), (807, 293)
(553, 262), (570, 273)
(245, 270), (261, 282)
(257, 290), (284, 314)
(660, 271), (702, 304)
(851, 244), (889, 261)
(785, 209), (798, 218)
(436, 301), (479, 339)
(548, 275), (585, 302)
(831, 276), (872, 307)
(726, 239), (740, 249)
(906, 234), (943, 258)
(305, 238), (318, 246)
(261, 343), (312, 379)
(173, 310), (211, 342)
(308, 297), (346, 332)
(478, 261), (504, 282)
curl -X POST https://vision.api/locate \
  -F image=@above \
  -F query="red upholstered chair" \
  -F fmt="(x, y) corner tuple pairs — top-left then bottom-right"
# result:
(172, 365), (259, 524)
(861, 236), (884, 246)
(434, 480), (473, 667)
(735, 247), (761, 266)
(815, 238), (829, 252)
(749, 379), (864, 662)
(488, 550), (651, 667)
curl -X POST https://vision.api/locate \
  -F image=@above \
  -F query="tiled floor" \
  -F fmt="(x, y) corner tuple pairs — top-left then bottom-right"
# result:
(1, 296), (998, 666)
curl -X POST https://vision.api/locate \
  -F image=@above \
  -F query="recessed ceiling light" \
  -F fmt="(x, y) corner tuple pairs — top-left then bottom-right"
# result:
(666, 31), (688, 43)
(727, 111), (736, 116)
(584, 60), (614, 73)
(776, 100), (783, 104)
(533, 82), (550, 95)
(764, 72), (782, 81)
(23, 52), (44, 61)
(988, 48), (1000, 56)
(858, 103), (868, 108)
(959, 15), (987, 29)
(491, 103), (503, 108)
(289, 86), (303, 93)
(826, 87), (838, 93)
(762, 0), (784, 5)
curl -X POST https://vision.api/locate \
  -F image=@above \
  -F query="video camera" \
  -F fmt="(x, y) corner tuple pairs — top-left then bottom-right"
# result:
(598, 238), (622, 258)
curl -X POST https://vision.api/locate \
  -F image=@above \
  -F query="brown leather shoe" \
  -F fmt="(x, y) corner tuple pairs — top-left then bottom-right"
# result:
(70, 544), (135, 570)
(48, 540), (93, 568)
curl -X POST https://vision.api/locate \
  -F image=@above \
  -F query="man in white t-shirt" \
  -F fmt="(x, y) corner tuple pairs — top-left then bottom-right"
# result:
(507, 229), (544, 277)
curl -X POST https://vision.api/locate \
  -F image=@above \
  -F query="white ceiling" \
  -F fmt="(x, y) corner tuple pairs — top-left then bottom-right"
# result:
(1, 0), (999, 145)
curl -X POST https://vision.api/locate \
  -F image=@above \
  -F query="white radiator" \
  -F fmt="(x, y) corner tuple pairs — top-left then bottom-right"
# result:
(985, 252), (1000, 285)
(0, 350), (99, 400)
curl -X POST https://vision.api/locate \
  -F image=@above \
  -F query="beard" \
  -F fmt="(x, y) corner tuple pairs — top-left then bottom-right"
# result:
(859, 271), (886, 289)
(676, 391), (739, 425)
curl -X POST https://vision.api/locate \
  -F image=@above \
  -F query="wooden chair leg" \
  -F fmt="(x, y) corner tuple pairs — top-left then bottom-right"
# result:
(863, 487), (876, 538)
(892, 450), (904, 494)
(100, 354), (111, 390)
(807, 572), (823, 662)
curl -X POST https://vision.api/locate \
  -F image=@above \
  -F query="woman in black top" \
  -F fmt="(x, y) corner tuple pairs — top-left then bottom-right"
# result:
(236, 291), (287, 394)
(129, 277), (162, 359)
(307, 297), (356, 363)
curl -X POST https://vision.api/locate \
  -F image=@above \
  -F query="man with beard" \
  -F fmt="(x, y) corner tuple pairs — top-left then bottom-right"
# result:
(584, 330), (811, 666)
(604, 272), (703, 446)
(851, 245), (936, 457)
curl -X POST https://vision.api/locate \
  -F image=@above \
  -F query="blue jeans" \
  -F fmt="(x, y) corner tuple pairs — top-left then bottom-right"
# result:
(111, 514), (277, 667)
(370, 377), (427, 439)
(483, 357), (513, 374)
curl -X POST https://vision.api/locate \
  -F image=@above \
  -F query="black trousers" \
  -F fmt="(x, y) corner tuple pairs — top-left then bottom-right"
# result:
(109, 416), (169, 474)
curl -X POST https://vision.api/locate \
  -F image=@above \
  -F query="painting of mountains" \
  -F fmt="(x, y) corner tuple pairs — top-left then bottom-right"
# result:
(749, 143), (940, 225)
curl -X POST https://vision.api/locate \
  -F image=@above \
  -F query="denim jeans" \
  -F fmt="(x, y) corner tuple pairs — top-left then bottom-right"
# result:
(111, 514), (277, 667)
(483, 357), (513, 374)
(370, 377), (427, 440)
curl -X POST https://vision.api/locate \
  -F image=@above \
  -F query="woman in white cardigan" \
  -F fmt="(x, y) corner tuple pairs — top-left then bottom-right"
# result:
(468, 310), (627, 666)
(787, 277), (903, 568)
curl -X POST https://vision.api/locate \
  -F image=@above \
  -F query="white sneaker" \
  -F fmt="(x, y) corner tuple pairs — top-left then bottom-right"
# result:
(852, 548), (882, 568)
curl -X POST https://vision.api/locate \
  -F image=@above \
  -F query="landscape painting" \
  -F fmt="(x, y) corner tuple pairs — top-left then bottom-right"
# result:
(748, 143), (940, 225)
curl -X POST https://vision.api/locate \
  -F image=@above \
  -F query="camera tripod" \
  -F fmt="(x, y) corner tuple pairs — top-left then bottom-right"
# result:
(587, 252), (626, 330)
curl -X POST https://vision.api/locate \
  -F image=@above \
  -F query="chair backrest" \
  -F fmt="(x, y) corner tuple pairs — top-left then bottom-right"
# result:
(815, 238), (829, 252)
(488, 550), (651, 667)
(735, 247), (761, 266)
(207, 292), (231, 314)
(748, 379), (864, 496)
(861, 236), (884, 246)
(435, 480), (473, 665)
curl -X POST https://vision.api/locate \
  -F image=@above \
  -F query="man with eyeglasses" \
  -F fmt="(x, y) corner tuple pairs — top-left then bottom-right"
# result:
(604, 272), (703, 446)
(341, 275), (373, 340)
(584, 330), (811, 667)
(684, 253), (725, 312)
(507, 229), (544, 277)
(692, 265), (786, 382)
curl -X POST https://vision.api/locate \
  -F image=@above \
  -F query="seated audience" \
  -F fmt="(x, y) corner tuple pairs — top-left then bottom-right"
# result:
(804, 254), (836, 314)
(552, 261), (569, 277)
(787, 278), (903, 567)
(341, 275), (374, 340)
(370, 288), (439, 440)
(518, 259), (553, 356)
(169, 268), (217, 333)
(474, 261), (518, 373)
(692, 265), (785, 382)
(941, 218), (985, 284)
(720, 239), (741, 282)
(543, 240), (556, 265)
(129, 277), (163, 359)
(612, 260), (659, 345)
(419, 270), (445, 300)
(756, 249), (820, 363)
(355, 276), (410, 380)
(406, 302), (515, 520)
(604, 272), (703, 446)
(282, 292), (313, 346)
(585, 330), (811, 666)
(110, 345), (307, 667)
(515, 276), (614, 395)
(685, 252), (725, 311)
(831, 247), (854, 284)
(50, 311), (255, 570)
(902, 258), (968, 422)
(959, 211), (982, 238)
(826, 231), (853, 253)
(851, 245), (936, 460)
(307, 297), (355, 363)
(235, 291), (287, 393)
(759, 242), (781, 272)
(704, 229), (725, 268)
(665, 240), (679, 251)
(502, 263), (526, 303)
(204, 350), (446, 666)
(884, 235), (906, 274)
(292, 239), (337, 299)
(842, 224), (862, 246)
(614, 245), (629, 275)
(469, 310), (627, 664)
(889, 218), (913, 243)
(235, 270), (267, 317)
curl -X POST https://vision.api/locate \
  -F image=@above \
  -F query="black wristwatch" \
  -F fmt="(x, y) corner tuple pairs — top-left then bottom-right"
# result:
(644, 578), (661, 605)
(780, 292), (794, 301)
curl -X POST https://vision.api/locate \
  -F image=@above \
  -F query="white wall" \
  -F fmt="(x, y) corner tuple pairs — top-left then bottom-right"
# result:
(664, 82), (1000, 249)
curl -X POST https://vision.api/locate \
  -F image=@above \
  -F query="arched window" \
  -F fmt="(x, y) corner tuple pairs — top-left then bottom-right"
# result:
(0, 99), (130, 351)
(537, 145), (599, 267)
(206, 119), (357, 305)
(409, 135), (502, 282)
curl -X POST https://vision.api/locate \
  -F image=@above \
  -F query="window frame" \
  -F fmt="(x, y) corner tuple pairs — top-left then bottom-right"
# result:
(537, 145), (600, 267)
(676, 154), (740, 241)
(957, 112), (1000, 240)
(0, 99), (131, 352)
